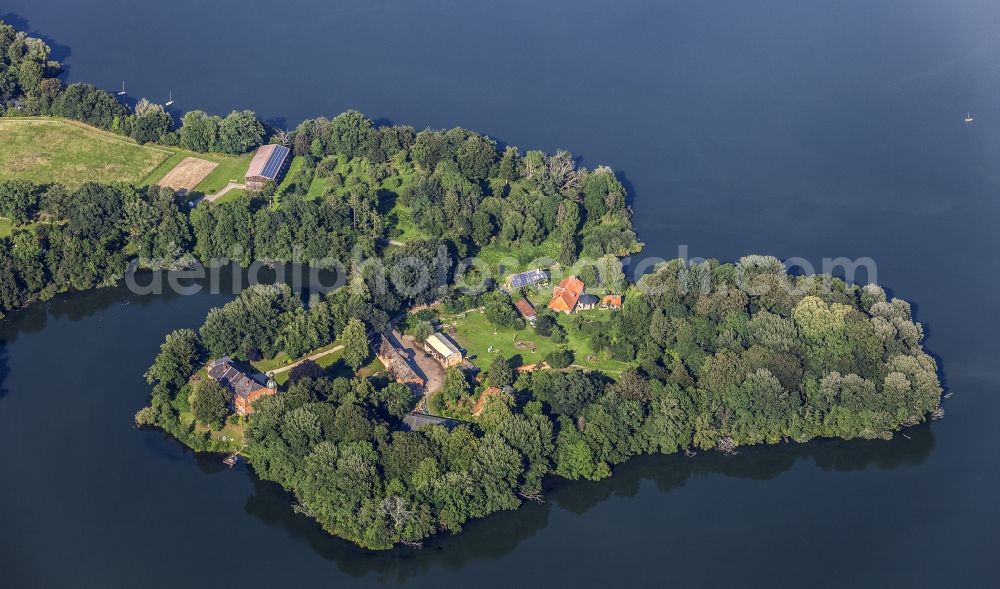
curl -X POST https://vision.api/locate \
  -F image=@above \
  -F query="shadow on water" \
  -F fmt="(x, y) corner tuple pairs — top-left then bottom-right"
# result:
(263, 116), (288, 132)
(883, 286), (949, 393)
(3, 263), (339, 334)
(0, 12), (73, 73)
(0, 341), (9, 399)
(549, 424), (935, 517)
(241, 468), (554, 581)
(233, 423), (934, 581)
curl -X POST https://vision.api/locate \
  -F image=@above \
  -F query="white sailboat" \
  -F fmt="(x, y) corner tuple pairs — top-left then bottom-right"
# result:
(117, 81), (126, 96)
(165, 91), (174, 107)
(964, 112), (974, 124)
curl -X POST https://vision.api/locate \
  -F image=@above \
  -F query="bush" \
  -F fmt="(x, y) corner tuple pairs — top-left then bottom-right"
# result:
(545, 348), (574, 369)
(551, 325), (567, 344)
(610, 340), (636, 362)
(534, 312), (556, 337)
(483, 290), (522, 329)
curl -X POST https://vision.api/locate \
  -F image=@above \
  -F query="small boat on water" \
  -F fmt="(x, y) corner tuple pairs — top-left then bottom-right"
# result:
(117, 81), (126, 96)
(223, 453), (238, 467)
(165, 91), (174, 107)
(964, 112), (974, 124)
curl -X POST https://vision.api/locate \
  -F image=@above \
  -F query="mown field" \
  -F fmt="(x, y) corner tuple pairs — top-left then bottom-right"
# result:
(0, 118), (253, 197)
(0, 118), (171, 187)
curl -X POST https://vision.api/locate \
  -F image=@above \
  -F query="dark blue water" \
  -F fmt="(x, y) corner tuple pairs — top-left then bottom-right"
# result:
(1, 0), (999, 586)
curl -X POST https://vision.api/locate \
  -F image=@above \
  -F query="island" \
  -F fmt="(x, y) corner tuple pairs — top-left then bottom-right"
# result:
(0, 17), (943, 551)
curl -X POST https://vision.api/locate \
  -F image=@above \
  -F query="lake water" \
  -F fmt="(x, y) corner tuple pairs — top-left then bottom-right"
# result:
(2, 0), (999, 586)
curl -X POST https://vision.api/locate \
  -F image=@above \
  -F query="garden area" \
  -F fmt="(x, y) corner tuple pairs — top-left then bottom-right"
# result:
(440, 291), (633, 376)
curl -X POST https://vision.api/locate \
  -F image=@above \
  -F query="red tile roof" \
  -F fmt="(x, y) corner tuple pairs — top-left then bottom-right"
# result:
(548, 276), (585, 313)
(602, 294), (623, 307)
(515, 299), (536, 318)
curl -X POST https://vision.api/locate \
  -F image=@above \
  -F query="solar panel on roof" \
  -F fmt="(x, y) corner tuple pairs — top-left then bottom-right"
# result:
(259, 145), (289, 179)
(510, 269), (546, 288)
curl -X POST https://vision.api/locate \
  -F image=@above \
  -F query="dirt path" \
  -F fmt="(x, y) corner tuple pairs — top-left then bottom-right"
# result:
(204, 182), (246, 202)
(269, 344), (344, 375)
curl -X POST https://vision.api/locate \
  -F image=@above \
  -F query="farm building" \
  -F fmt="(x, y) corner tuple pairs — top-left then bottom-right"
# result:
(423, 332), (464, 367)
(548, 276), (585, 314)
(375, 334), (424, 388)
(515, 299), (537, 323)
(207, 357), (277, 416)
(578, 294), (599, 311)
(403, 412), (459, 431)
(507, 268), (548, 289)
(244, 144), (291, 190)
(602, 295), (623, 309)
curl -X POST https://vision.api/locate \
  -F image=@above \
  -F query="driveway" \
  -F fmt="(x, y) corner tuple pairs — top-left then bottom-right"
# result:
(387, 330), (445, 394)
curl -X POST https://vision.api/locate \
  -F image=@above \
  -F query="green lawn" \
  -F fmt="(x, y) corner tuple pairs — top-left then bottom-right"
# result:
(475, 234), (561, 274)
(191, 153), (253, 194)
(445, 303), (632, 376)
(305, 175), (330, 200)
(270, 350), (384, 387)
(212, 188), (246, 204)
(277, 156), (306, 193)
(0, 118), (171, 187)
(250, 340), (388, 386)
(0, 218), (11, 239)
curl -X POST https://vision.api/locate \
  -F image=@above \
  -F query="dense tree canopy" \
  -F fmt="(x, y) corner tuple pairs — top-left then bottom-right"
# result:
(217, 109), (266, 155)
(0, 182), (191, 317)
(0, 21), (60, 103)
(141, 254), (941, 551)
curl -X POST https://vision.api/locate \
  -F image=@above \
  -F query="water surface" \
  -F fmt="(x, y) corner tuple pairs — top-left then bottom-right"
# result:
(1, 0), (999, 586)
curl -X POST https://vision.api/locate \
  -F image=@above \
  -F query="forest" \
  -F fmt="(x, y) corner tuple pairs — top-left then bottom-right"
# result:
(142, 255), (942, 550)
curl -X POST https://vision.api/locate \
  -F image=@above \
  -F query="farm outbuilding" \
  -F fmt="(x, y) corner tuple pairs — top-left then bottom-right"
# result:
(507, 268), (548, 289)
(515, 299), (537, 323)
(423, 332), (464, 367)
(245, 144), (291, 190)
(375, 334), (425, 388)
